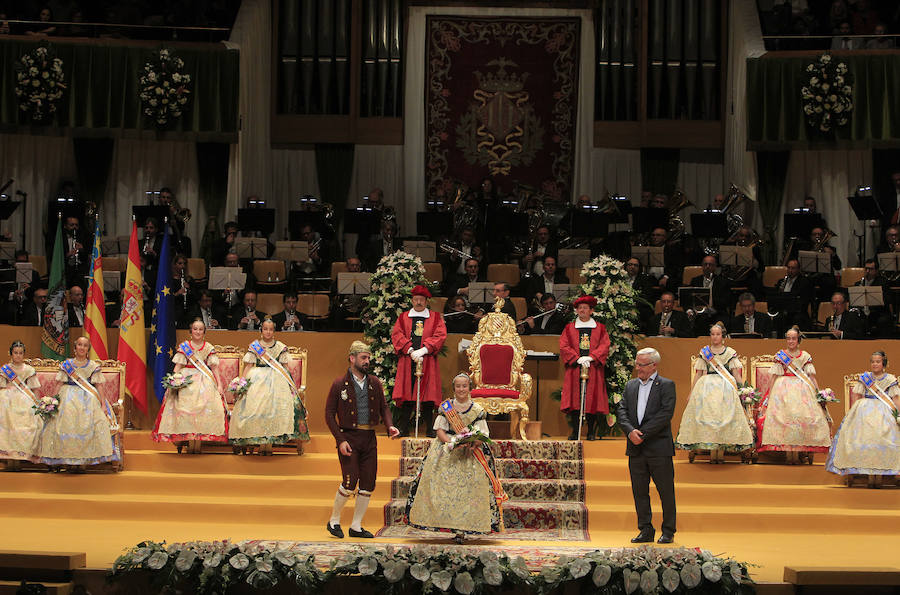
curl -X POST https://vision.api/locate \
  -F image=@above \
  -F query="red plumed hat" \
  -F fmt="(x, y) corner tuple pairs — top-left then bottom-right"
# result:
(572, 295), (598, 308)
(411, 285), (432, 298)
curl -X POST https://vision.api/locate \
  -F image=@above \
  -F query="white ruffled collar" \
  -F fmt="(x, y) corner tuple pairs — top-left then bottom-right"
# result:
(574, 318), (597, 329)
(409, 308), (430, 318)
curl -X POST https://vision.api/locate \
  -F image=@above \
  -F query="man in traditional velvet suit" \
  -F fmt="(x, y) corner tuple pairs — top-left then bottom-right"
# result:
(325, 340), (399, 539)
(616, 347), (677, 544)
(390, 284), (447, 437)
(559, 295), (610, 441)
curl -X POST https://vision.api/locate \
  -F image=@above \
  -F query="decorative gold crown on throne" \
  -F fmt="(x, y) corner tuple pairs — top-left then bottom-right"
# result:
(474, 58), (529, 93)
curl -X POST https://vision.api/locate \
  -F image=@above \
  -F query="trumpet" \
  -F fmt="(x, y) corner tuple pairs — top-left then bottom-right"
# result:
(439, 242), (473, 261)
(812, 227), (837, 252)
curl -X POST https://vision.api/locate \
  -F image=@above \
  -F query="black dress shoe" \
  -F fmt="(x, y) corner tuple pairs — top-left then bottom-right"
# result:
(326, 522), (344, 538)
(348, 527), (374, 538)
(631, 531), (655, 543)
(657, 534), (674, 544)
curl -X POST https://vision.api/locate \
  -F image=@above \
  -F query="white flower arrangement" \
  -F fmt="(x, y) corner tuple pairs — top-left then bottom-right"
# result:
(801, 53), (852, 132)
(139, 48), (192, 126)
(577, 255), (643, 430)
(15, 46), (66, 121)
(361, 251), (431, 398)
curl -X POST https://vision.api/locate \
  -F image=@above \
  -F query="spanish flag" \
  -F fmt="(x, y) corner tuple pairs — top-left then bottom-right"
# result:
(84, 216), (109, 360)
(116, 218), (148, 415)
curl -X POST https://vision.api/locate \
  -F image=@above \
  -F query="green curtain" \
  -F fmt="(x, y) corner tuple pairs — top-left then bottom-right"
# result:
(640, 148), (680, 196)
(72, 137), (115, 205)
(747, 53), (900, 150)
(756, 151), (791, 263)
(314, 142), (355, 231)
(0, 39), (239, 141)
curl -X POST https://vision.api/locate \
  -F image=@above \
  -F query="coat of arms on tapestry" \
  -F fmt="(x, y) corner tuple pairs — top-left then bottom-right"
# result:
(425, 16), (580, 201)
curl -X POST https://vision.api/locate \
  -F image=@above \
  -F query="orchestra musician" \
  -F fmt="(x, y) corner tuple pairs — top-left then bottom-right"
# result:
(446, 227), (484, 277)
(364, 219), (400, 272)
(271, 292), (307, 332)
(645, 291), (693, 337)
(853, 259), (893, 338)
(774, 259), (814, 332)
(331, 256), (366, 331)
(182, 289), (225, 330)
(443, 294), (477, 334)
(728, 292), (773, 338)
(721, 225), (764, 297)
(625, 257), (656, 329)
(525, 255), (569, 313)
(447, 257), (486, 299)
(141, 217), (164, 290)
(641, 227), (683, 290)
(62, 215), (89, 290)
(824, 291), (865, 340)
(806, 226), (841, 305)
(520, 293), (567, 335)
(230, 290), (268, 331)
(158, 187), (191, 256)
(522, 225), (558, 278)
(689, 254), (733, 318)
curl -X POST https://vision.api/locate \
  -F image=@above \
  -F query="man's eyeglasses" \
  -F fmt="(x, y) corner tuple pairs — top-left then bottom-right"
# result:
(635, 361), (655, 367)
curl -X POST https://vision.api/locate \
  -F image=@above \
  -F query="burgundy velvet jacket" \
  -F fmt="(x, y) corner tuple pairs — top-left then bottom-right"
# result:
(324, 370), (394, 447)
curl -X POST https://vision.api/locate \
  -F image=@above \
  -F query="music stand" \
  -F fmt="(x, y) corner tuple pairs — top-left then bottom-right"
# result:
(494, 211), (529, 237)
(337, 272), (372, 295)
(102, 270), (122, 292)
(416, 212), (453, 238)
(403, 240), (436, 261)
(343, 208), (379, 236)
(468, 282), (493, 303)
(234, 238), (268, 259)
(557, 249), (590, 269)
(678, 286), (712, 311)
(631, 246), (664, 268)
(553, 284), (579, 303)
(631, 207), (668, 234)
(572, 212), (610, 238)
(848, 285), (884, 308)
(287, 211), (327, 240)
(14, 262), (33, 285)
(132, 205), (170, 228)
(0, 200), (20, 232)
(798, 250), (832, 274)
(273, 241), (309, 262)
(607, 195), (632, 224)
(877, 252), (900, 278)
(719, 245), (753, 269)
(765, 292), (803, 314)
(238, 208), (276, 237)
(783, 212), (824, 241)
(0, 241), (15, 261)
(690, 213), (728, 239)
(208, 267), (247, 291)
(848, 193), (884, 265)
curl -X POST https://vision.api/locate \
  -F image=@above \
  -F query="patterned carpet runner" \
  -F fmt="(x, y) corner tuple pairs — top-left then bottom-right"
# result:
(378, 438), (588, 541)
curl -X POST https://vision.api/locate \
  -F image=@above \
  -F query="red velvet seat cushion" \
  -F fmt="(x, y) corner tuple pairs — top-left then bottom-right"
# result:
(478, 344), (514, 386)
(471, 388), (520, 399)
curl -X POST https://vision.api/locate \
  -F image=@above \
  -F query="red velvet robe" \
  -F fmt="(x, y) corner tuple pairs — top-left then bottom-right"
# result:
(390, 310), (447, 404)
(559, 320), (610, 414)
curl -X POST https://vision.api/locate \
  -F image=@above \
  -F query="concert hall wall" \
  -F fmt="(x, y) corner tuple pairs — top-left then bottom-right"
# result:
(0, 326), (864, 438)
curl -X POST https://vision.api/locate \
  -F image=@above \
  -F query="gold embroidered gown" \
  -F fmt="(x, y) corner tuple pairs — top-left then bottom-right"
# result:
(675, 347), (754, 452)
(152, 342), (228, 442)
(229, 341), (309, 445)
(406, 400), (501, 535)
(0, 364), (42, 461)
(758, 351), (831, 453)
(37, 360), (119, 465)
(826, 373), (900, 476)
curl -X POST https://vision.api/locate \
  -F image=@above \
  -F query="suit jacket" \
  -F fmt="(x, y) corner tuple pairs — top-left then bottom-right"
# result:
(826, 309), (866, 340)
(67, 304), (85, 328)
(521, 310), (567, 335)
(646, 310), (693, 337)
(689, 274), (732, 315)
(181, 304), (228, 330)
(628, 273), (656, 304)
(271, 309), (309, 332)
(228, 306), (269, 330)
(727, 311), (773, 337)
(774, 274), (814, 311)
(17, 302), (43, 327)
(447, 272), (485, 298)
(616, 374), (677, 457)
(324, 371), (393, 447)
(526, 272), (571, 306)
(364, 237), (401, 272)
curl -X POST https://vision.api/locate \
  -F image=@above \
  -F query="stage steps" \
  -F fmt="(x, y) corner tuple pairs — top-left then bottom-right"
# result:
(0, 551), (86, 595)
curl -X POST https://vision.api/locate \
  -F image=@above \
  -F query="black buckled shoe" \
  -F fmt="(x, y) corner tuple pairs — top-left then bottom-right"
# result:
(348, 527), (374, 538)
(326, 522), (344, 538)
(630, 531), (655, 543)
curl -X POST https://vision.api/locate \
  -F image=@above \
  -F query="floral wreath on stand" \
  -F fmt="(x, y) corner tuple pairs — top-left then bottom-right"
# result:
(361, 251), (433, 400)
(15, 45), (66, 122)
(551, 255), (642, 437)
(139, 48), (192, 126)
(801, 53), (853, 133)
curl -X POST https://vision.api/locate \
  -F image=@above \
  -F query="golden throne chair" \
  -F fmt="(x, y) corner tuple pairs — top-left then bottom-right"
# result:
(466, 299), (533, 440)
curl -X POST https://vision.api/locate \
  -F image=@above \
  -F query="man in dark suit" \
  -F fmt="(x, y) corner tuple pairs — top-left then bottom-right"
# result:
(645, 291), (693, 337)
(229, 290), (268, 331)
(728, 292), (773, 338)
(616, 347), (677, 544)
(62, 215), (90, 290)
(625, 257), (656, 330)
(17, 286), (48, 327)
(854, 258), (892, 338)
(689, 254), (732, 334)
(181, 289), (226, 330)
(525, 255), (569, 312)
(519, 293), (567, 335)
(447, 257), (485, 298)
(521, 225), (559, 277)
(363, 219), (401, 272)
(825, 291), (866, 339)
(67, 285), (85, 328)
(773, 258), (813, 331)
(271, 292), (308, 332)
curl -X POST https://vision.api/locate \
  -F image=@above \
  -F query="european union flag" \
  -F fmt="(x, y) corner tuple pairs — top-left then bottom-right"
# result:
(149, 223), (175, 403)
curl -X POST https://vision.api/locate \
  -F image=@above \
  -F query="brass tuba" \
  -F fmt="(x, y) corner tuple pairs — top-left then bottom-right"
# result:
(666, 189), (694, 243)
(720, 184), (753, 235)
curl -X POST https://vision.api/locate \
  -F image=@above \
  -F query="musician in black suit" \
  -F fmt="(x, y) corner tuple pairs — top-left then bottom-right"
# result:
(728, 292), (773, 337)
(181, 290), (227, 330)
(363, 219), (401, 272)
(616, 347), (677, 544)
(62, 215), (90, 290)
(854, 259), (892, 338)
(446, 257), (486, 298)
(645, 291), (693, 337)
(521, 225), (558, 277)
(17, 286), (47, 327)
(229, 290), (268, 331)
(825, 291), (866, 340)
(774, 259), (814, 331)
(66, 285), (85, 328)
(525, 255), (569, 312)
(625, 257), (656, 330)
(689, 254), (733, 317)
(270, 292), (308, 332)
(443, 294), (478, 334)
(519, 293), (567, 335)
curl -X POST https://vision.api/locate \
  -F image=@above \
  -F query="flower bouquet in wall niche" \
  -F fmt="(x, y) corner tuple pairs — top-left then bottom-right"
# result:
(15, 45), (66, 122)
(140, 48), (192, 126)
(801, 53), (853, 133)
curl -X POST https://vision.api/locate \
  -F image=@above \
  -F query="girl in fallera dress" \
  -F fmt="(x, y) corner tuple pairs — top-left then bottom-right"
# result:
(0, 341), (42, 470)
(37, 336), (120, 471)
(757, 326), (832, 464)
(675, 322), (754, 463)
(406, 373), (501, 540)
(229, 319), (310, 455)
(152, 319), (228, 453)
(826, 351), (900, 487)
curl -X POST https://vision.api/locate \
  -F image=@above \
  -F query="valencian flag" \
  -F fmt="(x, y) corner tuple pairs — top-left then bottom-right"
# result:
(40, 213), (69, 360)
(117, 218), (148, 415)
(149, 222), (175, 404)
(84, 216), (109, 360)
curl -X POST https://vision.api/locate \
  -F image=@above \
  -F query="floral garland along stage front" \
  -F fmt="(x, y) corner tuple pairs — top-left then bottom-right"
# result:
(801, 53), (852, 133)
(15, 46), (66, 121)
(109, 541), (755, 595)
(361, 251), (431, 397)
(577, 255), (642, 426)
(140, 48), (192, 126)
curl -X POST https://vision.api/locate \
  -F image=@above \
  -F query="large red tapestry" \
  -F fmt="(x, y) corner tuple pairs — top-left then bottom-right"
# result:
(425, 16), (581, 202)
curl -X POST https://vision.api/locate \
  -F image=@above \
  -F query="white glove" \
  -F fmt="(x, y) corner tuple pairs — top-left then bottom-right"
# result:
(577, 356), (593, 367)
(407, 347), (414, 355)
(411, 347), (429, 361)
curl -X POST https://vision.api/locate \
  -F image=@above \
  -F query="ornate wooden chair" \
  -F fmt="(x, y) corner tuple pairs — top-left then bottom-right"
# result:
(28, 358), (126, 472)
(213, 344), (309, 454)
(686, 354), (753, 463)
(466, 300), (533, 440)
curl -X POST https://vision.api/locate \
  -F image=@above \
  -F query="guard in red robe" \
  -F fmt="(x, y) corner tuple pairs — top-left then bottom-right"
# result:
(559, 295), (610, 440)
(391, 284), (447, 436)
